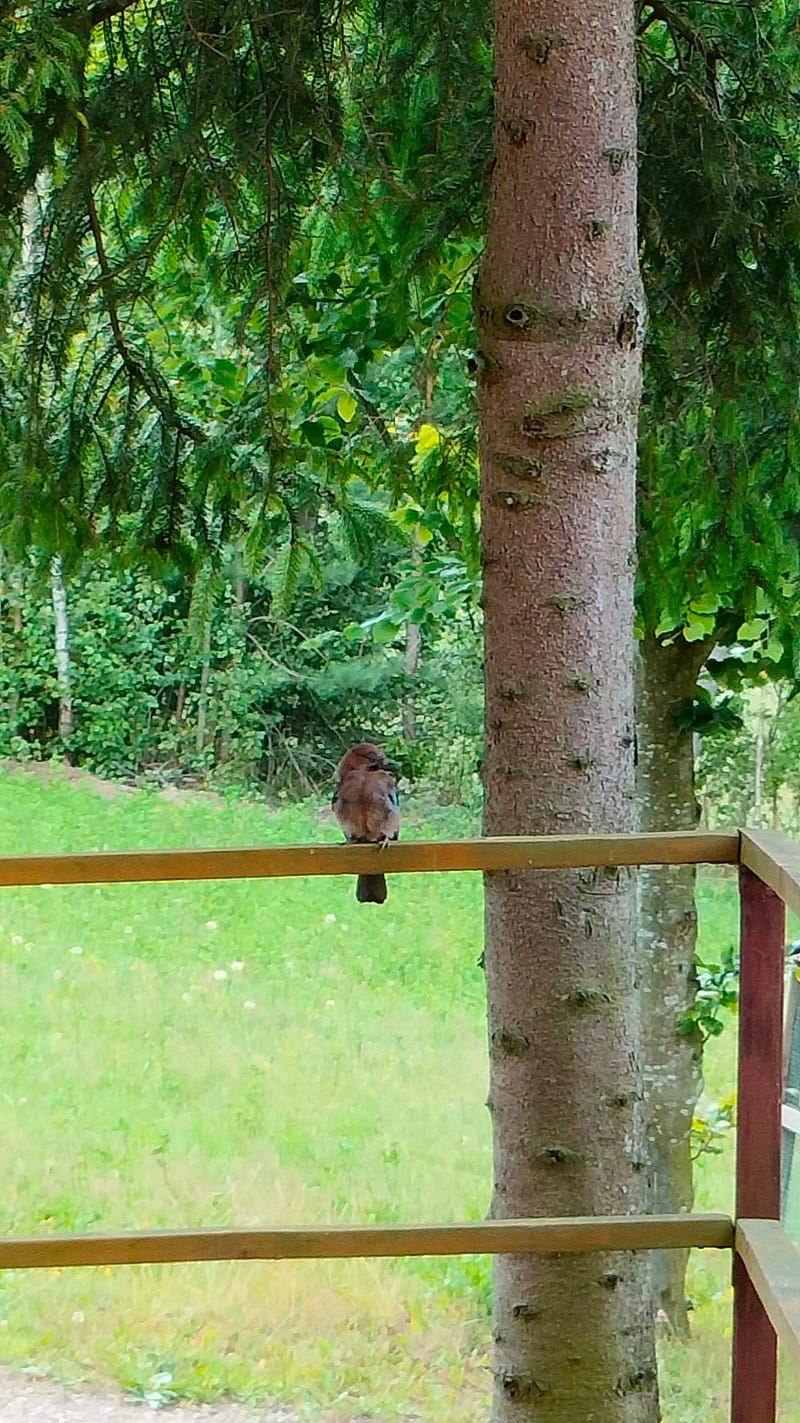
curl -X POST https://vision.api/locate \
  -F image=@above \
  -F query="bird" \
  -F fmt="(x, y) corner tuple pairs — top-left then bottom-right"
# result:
(332, 742), (399, 903)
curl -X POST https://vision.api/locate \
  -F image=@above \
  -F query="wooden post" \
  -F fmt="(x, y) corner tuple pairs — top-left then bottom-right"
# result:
(732, 866), (785, 1423)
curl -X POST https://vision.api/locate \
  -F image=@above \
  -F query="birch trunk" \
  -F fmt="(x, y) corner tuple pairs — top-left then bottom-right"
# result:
(636, 633), (710, 1336)
(195, 619), (212, 757)
(50, 555), (73, 742)
(476, 1), (656, 1417)
(402, 622), (421, 743)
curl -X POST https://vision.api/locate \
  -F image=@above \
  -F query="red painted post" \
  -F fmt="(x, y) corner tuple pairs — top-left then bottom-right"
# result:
(731, 865), (785, 1423)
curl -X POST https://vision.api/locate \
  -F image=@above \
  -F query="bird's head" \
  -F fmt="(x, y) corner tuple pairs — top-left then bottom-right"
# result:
(337, 742), (396, 775)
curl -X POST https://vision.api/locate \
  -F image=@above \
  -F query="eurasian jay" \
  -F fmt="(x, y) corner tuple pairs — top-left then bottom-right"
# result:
(332, 742), (400, 903)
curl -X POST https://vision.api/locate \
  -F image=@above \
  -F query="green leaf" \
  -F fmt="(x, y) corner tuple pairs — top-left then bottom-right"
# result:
(414, 423), (441, 455)
(736, 618), (768, 641)
(336, 392), (357, 423)
(764, 637), (784, 663)
(683, 613), (715, 642)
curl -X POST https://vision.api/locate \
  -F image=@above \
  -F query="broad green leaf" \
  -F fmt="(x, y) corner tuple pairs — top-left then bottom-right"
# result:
(683, 613), (715, 642)
(736, 618), (768, 641)
(336, 392), (357, 423)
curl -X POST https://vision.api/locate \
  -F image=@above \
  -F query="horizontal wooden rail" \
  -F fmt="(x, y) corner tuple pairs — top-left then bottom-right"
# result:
(736, 1220), (800, 1372)
(0, 1214), (734, 1269)
(0, 831), (739, 888)
(740, 830), (800, 920)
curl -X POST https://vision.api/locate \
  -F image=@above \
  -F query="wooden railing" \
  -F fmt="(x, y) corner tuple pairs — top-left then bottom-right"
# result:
(0, 823), (798, 1423)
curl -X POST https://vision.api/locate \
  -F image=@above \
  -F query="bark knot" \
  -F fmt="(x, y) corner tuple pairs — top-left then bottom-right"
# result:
(567, 754), (595, 773)
(534, 1145), (582, 1167)
(498, 1371), (548, 1399)
(616, 300), (646, 350)
(501, 115), (530, 146)
(603, 1090), (640, 1109)
(546, 594), (586, 614)
(518, 33), (565, 64)
(492, 1027), (531, 1056)
(522, 391), (610, 440)
(496, 452), (543, 482)
(566, 675), (600, 693)
(468, 348), (503, 381)
(616, 1366), (658, 1396)
(603, 146), (631, 173)
(495, 488), (542, 510)
(504, 301), (536, 330)
(564, 983), (612, 1010)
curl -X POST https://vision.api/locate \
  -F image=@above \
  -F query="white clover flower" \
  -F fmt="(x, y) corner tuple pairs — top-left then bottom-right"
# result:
(11, 934), (23, 946)
(213, 969), (227, 981)
(324, 913), (336, 925)
(70, 946), (83, 955)
(230, 961), (244, 972)
(243, 1000), (256, 1010)
(205, 920), (218, 931)
(325, 1000), (335, 1008)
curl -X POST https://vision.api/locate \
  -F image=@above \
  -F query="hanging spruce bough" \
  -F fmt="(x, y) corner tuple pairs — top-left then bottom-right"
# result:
(634, 0), (800, 1333)
(0, 0), (348, 562)
(475, 0), (657, 1418)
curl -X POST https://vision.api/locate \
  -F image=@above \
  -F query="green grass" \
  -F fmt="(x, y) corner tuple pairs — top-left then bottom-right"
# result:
(0, 763), (797, 1419)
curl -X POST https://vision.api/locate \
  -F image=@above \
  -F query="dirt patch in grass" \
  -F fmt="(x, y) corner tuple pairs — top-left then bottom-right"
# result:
(0, 1365), (335, 1421)
(3, 759), (135, 801)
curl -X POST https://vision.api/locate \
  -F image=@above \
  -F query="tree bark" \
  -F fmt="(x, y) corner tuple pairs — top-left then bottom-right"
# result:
(195, 618), (212, 758)
(50, 555), (73, 742)
(476, 3), (656, 1419)
(7, 563), (23, 727)
(754, 696), (765, 828)
(401, 621), (421, 743)
(636, 633), (710, 1336)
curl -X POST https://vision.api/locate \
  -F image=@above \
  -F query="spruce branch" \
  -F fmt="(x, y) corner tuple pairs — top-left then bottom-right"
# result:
(76, 119), (206, 446)
(87, 0), (140, 25)
(638, 1), (721, 110)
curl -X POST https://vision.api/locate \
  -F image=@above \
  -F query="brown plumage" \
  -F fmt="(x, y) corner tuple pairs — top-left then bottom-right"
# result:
(332, 742), (400, 904)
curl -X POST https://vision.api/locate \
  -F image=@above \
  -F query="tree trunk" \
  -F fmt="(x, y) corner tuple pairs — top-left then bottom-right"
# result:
(754, 695), (765, 828)
(7, 563), (23, 727)
(402, 622), (421, 743)
(10, 566), (23, 635)
(636, 633), (710, 1336)
(50, 555), (73, 743)
(195, 618), (212, 758)
(402, 540), (423, 744)
(219, 575), (246, 765)
(476, 3), (656, 1419)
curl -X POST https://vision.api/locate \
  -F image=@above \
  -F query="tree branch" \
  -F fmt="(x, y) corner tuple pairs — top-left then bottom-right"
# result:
(76, 120), (207, 445)
(86, 0), (140, 28)
(638, 1), (721, 110)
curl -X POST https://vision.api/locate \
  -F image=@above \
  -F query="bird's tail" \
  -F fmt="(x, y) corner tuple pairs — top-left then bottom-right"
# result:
(356, 873), (388, 904)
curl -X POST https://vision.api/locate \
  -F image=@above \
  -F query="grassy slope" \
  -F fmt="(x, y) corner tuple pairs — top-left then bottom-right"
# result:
(0, 765), (796, 1419)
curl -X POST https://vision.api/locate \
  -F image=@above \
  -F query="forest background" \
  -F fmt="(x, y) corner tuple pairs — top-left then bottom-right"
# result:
(0, 1), (798, 829)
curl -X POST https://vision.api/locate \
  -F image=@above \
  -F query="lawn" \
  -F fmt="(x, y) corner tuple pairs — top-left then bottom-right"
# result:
(0, 763), (796, 1419)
